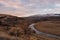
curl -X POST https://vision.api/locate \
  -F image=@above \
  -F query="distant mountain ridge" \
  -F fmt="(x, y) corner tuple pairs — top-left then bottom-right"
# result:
(0, 14), (60, 27)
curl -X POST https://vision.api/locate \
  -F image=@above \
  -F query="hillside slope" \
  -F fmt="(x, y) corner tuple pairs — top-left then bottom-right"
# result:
(0, 14), (60, 40)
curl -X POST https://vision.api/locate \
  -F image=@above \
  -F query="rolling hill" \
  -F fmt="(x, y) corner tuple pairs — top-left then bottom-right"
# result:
(0, 14), (60, 40)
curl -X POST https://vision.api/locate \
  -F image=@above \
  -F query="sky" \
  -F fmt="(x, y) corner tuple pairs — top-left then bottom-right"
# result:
(0, 0), (60, 17)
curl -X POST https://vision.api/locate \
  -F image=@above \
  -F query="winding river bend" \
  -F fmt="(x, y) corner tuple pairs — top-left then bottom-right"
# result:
(29, 24), (60, 39)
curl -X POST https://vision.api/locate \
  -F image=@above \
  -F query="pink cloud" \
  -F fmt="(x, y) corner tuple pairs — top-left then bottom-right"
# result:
(0, 0), (60, 17)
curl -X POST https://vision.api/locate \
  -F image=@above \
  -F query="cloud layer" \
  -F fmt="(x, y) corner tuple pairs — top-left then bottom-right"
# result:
(0, 0), (60, 17)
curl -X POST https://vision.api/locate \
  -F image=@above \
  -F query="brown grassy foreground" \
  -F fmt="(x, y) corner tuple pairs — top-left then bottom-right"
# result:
(0, 28), (60, 40)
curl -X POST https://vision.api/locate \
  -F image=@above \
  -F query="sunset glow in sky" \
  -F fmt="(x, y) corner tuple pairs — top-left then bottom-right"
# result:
(0, 0), (60, 17)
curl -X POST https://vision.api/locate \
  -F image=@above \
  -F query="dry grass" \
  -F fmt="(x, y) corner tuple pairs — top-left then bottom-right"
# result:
(0, 31), (60, 40)
(35, 21), (60, 36)
(0, 14), (60, 40)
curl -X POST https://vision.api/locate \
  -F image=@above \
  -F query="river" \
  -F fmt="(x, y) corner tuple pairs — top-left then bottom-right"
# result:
(29, 24), (60, 39)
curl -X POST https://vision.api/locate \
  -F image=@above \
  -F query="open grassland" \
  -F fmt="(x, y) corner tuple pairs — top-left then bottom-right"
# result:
(35, 21), (60, 36)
